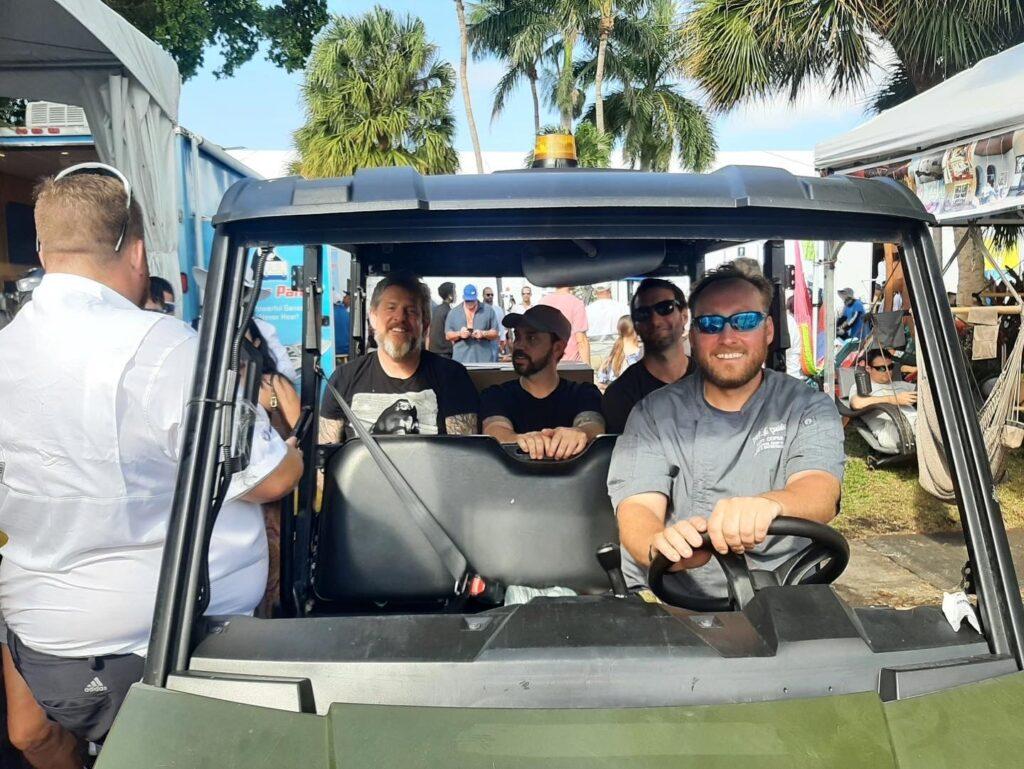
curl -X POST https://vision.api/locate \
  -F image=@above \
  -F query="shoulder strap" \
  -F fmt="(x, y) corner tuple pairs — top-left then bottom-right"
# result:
(320, 367), (470, 591)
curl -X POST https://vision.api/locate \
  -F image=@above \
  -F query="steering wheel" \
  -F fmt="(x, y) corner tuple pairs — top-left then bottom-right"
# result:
(647, 516), (849, 612)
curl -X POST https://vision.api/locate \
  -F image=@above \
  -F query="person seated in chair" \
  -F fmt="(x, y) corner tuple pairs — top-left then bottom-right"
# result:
(608, 262), (845, 600)
(850, 347), (917, 454)
(319, 272), (480, 442)
(481, 305), (604, 460)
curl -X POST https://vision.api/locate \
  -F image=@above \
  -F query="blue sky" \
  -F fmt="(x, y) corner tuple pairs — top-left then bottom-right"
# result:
(179, 0), (870, 155)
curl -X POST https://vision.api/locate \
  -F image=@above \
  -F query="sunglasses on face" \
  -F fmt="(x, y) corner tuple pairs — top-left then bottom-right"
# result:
(52, 162), (133, 251)
(871, 363), (894, 373)
(694, 311), (766, 334)
(631, 299), (683, 323)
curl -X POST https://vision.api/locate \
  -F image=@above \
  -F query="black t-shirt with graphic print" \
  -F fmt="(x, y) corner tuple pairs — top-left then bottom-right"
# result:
(480, 378), (603, 434)
(322, 350), (479, 438)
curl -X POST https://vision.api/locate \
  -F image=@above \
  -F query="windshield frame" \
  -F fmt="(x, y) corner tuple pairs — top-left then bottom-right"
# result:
(142, 209), (1024, 689)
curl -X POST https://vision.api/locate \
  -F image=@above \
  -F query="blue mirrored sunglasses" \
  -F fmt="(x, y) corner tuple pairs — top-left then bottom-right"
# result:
(694, 311), (766, 334)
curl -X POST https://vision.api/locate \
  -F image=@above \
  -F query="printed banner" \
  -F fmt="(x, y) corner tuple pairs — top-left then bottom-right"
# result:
(848, 129), (1024, 224)
(255, 246), (336, 381)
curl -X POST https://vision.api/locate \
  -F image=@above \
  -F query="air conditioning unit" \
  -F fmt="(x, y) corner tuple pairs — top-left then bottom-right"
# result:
(25, 101), (89, 131)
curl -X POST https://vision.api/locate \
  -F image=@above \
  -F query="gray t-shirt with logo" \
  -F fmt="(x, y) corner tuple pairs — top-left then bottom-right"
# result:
(607, 368), (846, 598)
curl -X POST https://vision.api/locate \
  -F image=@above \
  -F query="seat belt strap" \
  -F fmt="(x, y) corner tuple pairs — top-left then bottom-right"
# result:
(319, 368), (471, 592)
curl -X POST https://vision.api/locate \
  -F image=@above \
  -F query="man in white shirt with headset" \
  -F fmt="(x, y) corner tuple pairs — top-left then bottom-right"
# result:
(0, 164), (302, 764)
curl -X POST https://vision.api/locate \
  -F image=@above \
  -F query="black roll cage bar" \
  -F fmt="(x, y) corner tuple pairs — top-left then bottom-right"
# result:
(142, 210), (1024, 688)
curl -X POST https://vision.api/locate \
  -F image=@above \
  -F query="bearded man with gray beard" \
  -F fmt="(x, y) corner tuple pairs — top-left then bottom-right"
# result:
(318, 272), (480, 441)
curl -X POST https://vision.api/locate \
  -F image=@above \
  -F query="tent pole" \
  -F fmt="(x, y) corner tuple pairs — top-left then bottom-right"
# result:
(969, 226), (1023, 305)
(108, 73), (124, 167)
(942, 227), (971, 277)
(822, 242), (841, 397)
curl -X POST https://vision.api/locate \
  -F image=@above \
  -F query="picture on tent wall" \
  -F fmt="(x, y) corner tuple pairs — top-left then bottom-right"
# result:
(1011, 130), (1024, 195)
(851, 161), (915, 194)
(971, 131), (1017, 206)
(911, 152), (946, 214)
(942, 144), (976, 213)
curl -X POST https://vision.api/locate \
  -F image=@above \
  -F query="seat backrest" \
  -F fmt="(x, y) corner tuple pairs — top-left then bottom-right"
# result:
(315, 435), (619, 603)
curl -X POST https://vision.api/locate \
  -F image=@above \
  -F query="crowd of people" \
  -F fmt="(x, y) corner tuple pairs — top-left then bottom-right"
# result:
(0, 163), (850, 768)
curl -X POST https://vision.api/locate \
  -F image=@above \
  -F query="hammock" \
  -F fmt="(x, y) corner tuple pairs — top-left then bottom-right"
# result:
(917, 235), (1024, 501)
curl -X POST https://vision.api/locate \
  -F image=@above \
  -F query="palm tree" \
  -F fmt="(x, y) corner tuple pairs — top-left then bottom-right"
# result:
(581, 0), (716, 171)
(468, 0), (554, 136)
(290, 7), (459, 178)
(684, 0), (1024, 304)
(454, 0), (484, 173)
(588, 1), (650, 134)
(684, 0), (1024, 114)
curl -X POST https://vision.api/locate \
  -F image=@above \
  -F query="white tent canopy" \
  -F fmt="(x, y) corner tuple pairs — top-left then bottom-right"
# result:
(815, 42), (1024, 174)
(0, 0), (182, 282)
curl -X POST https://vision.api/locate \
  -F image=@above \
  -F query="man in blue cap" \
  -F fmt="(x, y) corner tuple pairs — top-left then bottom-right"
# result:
(445, 283), (499, 363)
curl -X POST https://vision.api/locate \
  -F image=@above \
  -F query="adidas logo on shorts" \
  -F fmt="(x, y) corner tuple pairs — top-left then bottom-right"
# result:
(83, 677), (108, 694)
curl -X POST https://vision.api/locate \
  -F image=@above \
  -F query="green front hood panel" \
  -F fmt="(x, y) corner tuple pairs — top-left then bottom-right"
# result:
(98, 672), (1024, 768)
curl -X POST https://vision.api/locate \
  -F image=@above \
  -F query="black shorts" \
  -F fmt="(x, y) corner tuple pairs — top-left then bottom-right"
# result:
(6, 630), (145, 743)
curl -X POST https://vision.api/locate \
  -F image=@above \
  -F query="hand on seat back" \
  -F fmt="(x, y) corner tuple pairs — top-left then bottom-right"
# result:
(542, 426), (588, 460)
(516, 430), (548, 460)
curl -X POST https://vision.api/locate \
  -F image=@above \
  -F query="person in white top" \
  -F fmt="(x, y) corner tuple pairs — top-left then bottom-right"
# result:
(785, 296), (804, 380)
(850, 347), (918, 454)
(511, 285), (534, 315)
(0, 165), (303, 757)
(586, 284), (629, 369)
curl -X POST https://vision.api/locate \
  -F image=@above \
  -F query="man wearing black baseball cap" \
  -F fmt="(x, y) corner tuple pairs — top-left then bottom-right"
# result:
(481, 305), (605, 459)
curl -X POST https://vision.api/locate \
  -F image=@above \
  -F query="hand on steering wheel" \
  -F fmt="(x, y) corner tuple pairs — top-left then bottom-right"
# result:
(647, 516), (849, 612)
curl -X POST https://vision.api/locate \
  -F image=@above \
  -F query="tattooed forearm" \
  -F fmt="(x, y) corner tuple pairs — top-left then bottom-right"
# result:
(445, 412), (479, 435)
(318, 416), (345, 444)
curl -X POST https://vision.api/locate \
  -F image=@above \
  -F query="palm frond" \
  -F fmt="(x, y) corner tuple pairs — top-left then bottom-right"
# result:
(292, 7), (459, 177)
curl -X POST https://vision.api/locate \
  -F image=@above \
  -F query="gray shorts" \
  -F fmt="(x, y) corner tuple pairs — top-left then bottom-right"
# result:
(6, 630), (144, 743)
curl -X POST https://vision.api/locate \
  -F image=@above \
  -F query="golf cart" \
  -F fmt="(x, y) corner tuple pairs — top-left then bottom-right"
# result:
(98, 166), (1024, 768)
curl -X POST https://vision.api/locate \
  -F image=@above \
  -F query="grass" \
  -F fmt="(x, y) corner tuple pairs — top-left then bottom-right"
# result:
(835, 432), (1024, 539)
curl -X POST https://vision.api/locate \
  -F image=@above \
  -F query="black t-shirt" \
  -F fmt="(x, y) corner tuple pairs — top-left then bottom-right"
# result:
(322, 350), (478, 437)
(428, 302), (453, 357)
(602, 357), (694, 433)
(480, 378), (604, 434)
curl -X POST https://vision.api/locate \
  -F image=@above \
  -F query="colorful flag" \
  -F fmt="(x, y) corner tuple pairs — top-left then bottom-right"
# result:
(792, 242), (819, 376)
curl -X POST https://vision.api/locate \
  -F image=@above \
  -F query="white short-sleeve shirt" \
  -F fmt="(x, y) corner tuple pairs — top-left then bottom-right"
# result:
(0, 274), (283, 656)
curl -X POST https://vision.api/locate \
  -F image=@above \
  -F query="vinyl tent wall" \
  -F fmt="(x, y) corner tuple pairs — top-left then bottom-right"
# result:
(815, 42), (1024, 231)
(0, 0), (182, 283)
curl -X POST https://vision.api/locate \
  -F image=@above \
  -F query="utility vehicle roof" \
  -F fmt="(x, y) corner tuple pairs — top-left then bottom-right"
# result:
(212, 165), (934, 281)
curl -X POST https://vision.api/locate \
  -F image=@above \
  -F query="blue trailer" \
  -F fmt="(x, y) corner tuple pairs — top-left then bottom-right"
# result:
(0, 114), (335, 374)
(1, 118), (254, 323)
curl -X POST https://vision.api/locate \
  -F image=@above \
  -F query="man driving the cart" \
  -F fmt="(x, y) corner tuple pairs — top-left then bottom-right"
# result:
(608, 263), (846, 598)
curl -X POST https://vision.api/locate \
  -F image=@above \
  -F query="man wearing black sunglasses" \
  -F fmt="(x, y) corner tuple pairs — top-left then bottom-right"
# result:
(602, 278), (693, 433)
(850, 347), (918, 453)
(608, 262), (845, 601)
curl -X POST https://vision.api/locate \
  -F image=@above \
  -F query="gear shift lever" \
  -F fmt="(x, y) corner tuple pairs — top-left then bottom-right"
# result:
(596, 543), (629, 598)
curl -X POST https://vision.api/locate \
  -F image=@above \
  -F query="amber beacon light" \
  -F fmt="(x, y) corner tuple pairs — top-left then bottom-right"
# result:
(531, 133), (578, 168)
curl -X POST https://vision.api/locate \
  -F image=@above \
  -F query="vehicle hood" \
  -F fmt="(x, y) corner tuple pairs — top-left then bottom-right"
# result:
(97, 672), (1024, 768)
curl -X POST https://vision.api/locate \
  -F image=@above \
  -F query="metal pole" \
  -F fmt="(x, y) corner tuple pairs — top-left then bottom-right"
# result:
(822, 242), (841, 397)
(144, 234), (246, 687)
(903, 224), (1024, 665)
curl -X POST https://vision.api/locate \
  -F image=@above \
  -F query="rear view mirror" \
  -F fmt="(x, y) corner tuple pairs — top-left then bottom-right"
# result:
(523, 239), (665, 287)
